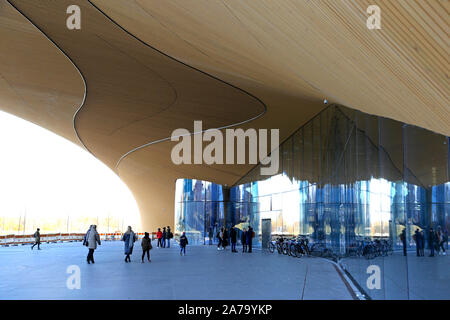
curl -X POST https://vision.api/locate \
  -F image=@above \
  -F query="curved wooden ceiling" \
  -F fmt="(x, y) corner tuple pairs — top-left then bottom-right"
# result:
(92, 0), (450, 136)
(0, 1), (84, 144)
(1, 0), (448, 230)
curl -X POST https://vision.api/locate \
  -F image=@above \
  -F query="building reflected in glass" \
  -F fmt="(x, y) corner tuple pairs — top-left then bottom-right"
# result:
(175, 105), (449, 299)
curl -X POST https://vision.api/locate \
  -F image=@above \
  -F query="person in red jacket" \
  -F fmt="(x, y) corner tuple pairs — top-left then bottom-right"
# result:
(156, 228), (163, 248)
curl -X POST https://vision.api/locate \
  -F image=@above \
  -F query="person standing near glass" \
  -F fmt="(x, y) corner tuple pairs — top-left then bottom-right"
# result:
(241, 229), (247, 253)
(246, 226), (254, 253)
(414, 229), (420, 257)
(166, 226), (173, 248)
(436, 227), (446, 255)
(217, 227), (224, 250)
(230, 227), (237, 253)
(208, 227), (213, 245)
(400, 228), (407, 256)
(419, 229), (425, 257)
(429, 227), (435, 257)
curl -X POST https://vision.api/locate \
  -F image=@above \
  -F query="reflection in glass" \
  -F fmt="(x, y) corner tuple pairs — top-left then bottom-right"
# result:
(174, 105), (449, 299)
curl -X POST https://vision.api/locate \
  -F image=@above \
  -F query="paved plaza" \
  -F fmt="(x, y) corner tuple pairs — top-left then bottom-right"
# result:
(0, 241), (353, 300)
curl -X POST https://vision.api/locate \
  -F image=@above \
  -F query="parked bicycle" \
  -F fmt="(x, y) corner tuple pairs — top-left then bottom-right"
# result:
(268, 236), (286, 254)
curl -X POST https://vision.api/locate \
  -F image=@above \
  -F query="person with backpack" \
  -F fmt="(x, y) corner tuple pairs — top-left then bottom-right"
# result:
(122, 226), (137, 263)
(141, 232), (152, 263)
(167, 226), (173, 248)
(179, 232), (188, 256)
(241, 229), (247, 253)
(246, 226), (254, 253)
(156, 228), (163, 248)
(230, 227), (237, 253)
(84, 225), (101, 264)
(31, 228), (41, 250)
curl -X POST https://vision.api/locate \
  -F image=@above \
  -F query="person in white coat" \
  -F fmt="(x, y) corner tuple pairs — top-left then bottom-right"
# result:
(84, 225), (101, 264)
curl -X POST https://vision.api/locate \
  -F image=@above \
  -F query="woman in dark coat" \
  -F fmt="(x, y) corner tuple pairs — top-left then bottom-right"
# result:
(222, 228), (229, 250)
(141, 232), (152, 263)
(246, 226), (254, 253)
(122, 226), (137, 262)
(241, 229), (247, 253)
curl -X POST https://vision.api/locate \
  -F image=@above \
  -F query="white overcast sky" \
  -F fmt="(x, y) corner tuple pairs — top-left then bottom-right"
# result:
(0, 110), (140, 230)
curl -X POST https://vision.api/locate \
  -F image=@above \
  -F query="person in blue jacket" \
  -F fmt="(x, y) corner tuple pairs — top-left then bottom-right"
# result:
(122, 226), (137, 263)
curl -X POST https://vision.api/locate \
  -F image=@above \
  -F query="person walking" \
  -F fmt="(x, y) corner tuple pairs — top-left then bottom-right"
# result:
(230, 227), (237, 253)
(179, 232), (188, 256)
(141, 232), (152, 263)
(162, 227), (167, 248)
(156, 228), (163, 248)
(241, 229), (247, 253)
(429, 227), (435, 257)
(167, 226), (173, 248)
(217, 227), (224, 250)
(400, 228), (407, 256)
(84, 225), (101, 264)
(31, 228), (41, 250)
(122, 226), (137, 263)
(247, 226), (254, 253)
(222, 228), (229, 251)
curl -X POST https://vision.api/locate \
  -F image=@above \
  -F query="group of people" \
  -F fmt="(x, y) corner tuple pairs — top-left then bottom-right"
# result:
(82, 225), (187, 263)
(400, 226), (448, 257)
(156, 226), (173, 248)
(216, 226), (254, 253)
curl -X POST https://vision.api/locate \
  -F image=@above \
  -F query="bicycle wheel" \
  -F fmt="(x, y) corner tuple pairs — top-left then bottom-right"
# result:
(289, 243), (297, 257)
(268, 242), (275, 253)
(282, 243), (289, 255)
(296, 245), (304, 258)
(277, 243), (282, 254)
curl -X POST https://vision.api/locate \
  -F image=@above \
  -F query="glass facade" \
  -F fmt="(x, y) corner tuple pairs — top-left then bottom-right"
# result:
(175, 105), (449, 299)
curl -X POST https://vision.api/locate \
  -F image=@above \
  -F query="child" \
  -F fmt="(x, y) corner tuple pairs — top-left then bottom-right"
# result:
(180, 232), (188, 256)
(141, 232), (152, 263)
